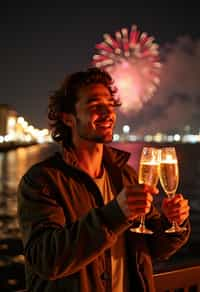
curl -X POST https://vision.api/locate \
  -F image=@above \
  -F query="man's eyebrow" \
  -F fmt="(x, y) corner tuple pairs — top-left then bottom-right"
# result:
(86, 96), (114, 104)
(86, 97), (100, 104)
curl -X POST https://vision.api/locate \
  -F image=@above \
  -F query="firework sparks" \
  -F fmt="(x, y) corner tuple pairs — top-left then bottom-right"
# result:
(92, 24), (161, 113)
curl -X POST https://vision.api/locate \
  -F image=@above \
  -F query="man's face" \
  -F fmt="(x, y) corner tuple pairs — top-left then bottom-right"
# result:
(73, 83), (117, 144)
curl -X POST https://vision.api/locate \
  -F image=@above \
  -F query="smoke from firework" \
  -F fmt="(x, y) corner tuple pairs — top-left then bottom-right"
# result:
(128, 36), (200, 135)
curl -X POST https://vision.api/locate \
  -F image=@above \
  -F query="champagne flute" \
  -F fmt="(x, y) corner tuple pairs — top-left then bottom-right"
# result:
(159, 147), (187, 233)
(130, 147), (160, 234)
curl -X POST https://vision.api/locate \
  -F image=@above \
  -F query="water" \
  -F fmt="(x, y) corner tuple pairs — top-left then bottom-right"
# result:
(0, 143), (58, 291)
(0, 142), (199, 290)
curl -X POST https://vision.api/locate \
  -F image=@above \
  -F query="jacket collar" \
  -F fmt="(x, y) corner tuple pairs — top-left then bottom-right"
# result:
(62, 144), (131, 169)
(102, 145), (131, 168)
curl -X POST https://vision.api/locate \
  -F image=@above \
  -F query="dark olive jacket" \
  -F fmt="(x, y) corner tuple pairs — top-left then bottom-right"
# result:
(17, 145), (190, 292)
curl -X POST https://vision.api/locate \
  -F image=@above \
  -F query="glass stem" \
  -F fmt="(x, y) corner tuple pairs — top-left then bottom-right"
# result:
(172, 220), (177, 231)
(168, 192), (179, 232)
(140, 215), (145, 227)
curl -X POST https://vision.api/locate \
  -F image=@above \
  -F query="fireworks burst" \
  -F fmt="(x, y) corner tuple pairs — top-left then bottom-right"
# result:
(92, 24), (161, 113)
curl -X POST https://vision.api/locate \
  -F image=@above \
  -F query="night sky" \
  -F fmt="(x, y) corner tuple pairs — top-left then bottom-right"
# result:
(0, 1), (199, 134)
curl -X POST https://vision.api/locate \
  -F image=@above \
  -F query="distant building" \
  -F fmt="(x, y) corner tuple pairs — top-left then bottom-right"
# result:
(0, 104), (17, 136)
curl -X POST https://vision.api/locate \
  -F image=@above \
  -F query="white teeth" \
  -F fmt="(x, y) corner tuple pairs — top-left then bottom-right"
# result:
(96, 120), (112, 125)
(96, 122), (112, 128)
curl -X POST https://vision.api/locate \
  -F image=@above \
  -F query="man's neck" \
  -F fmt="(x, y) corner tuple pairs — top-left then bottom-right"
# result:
(74, 142), (104, 178)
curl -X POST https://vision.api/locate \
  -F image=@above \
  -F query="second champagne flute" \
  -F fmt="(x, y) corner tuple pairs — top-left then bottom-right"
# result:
(130, 147), (160, 234)
(159, 147), (187, 233)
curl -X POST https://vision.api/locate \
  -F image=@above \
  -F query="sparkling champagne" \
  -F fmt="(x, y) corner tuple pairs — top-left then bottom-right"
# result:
(139, 161), (159, 187)
(159, 161), (179, 197)
(130, 147), (160, 234)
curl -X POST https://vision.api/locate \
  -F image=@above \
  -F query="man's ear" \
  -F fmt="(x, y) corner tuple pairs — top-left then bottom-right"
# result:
(61, 112), (75, 128)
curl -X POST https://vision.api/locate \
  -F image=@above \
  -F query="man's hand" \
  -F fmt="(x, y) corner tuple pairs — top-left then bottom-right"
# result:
(116, 184), (159, 221)
(161, 194), (190, 225)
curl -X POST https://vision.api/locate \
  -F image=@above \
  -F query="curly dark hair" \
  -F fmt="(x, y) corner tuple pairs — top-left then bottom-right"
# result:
(48, 67), (121, 147)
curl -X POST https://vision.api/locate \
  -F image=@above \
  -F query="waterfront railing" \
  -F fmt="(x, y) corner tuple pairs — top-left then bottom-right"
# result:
(154, 265), (200, 291)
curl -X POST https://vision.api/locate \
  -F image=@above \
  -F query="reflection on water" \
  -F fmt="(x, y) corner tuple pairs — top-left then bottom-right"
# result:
(0, 143), (59, 290)
(0, 143), (59, 239)
(0, 145), (54, 195)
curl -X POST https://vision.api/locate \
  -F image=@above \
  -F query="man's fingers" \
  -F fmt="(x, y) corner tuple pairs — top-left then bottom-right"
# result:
(164, 197), (189, 210)
(126, 184), (159, 195)
(127, 192), (153, 203)
(167, 210), (189, 224)
(117, 184), (158, 220)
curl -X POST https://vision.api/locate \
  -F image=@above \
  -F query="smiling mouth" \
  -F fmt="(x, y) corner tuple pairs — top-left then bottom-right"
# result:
(95, 119), (114, 129)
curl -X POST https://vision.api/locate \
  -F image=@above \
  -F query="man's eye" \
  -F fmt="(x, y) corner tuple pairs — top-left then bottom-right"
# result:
(88, 103), (115, 110)
(89, 104), (98, 109)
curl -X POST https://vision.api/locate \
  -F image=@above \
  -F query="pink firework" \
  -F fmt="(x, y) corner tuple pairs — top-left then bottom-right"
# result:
(92, 25), (161, 113)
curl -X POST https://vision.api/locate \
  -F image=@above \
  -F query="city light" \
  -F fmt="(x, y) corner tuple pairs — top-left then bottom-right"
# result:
(0, 105), (52, 147)
(112, 124), (200, 144)
(122, 125), (130, 134)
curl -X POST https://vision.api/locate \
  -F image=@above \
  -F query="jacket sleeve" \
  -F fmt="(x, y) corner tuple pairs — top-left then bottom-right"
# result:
(17, 165), (130, 280)
(145, 206), (191, 260)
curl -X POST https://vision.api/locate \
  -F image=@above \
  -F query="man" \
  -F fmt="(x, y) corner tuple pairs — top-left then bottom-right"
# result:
(18, 68), (190, 292)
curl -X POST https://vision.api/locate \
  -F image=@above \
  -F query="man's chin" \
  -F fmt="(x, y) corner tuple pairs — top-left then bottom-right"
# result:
(80, 133), (113, 144)
(95, 135), (113, 144)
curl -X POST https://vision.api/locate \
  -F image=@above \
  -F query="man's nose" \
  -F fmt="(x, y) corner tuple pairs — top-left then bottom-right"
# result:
(99, 105), (113, 115)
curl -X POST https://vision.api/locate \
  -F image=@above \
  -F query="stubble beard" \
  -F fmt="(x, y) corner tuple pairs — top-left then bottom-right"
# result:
(76, 118), (113, 144)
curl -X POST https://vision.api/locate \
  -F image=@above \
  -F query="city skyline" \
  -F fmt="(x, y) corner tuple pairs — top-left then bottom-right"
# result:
(0, 2), (199, 134)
